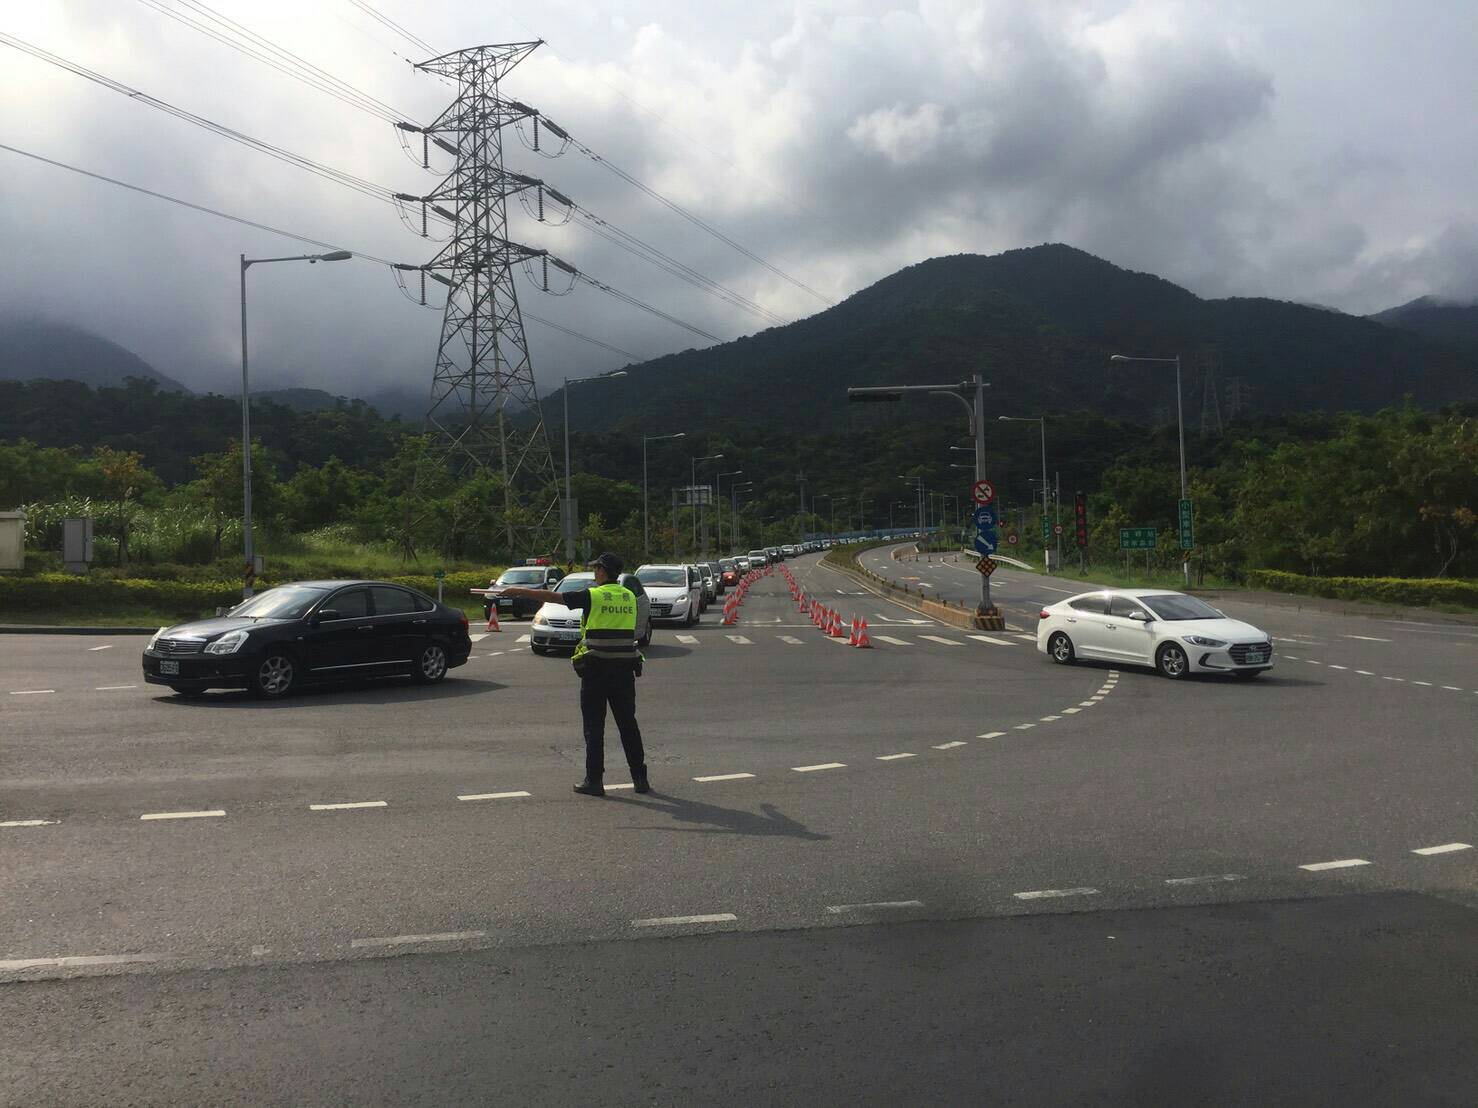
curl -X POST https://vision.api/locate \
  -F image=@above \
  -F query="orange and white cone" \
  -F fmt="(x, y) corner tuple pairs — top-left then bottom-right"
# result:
(829, 609), (845, 637)
(851, 617), (872, 648)
(486, 607), (501, 633)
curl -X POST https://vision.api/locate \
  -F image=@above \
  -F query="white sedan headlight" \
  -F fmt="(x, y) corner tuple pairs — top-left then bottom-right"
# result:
(1185, 635), (1227, 648)
(670, 595), (688, 608)
(204, 629), (250, 655)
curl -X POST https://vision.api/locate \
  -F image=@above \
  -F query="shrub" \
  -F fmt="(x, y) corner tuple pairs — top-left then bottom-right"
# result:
(1245, 569), (1478, 609)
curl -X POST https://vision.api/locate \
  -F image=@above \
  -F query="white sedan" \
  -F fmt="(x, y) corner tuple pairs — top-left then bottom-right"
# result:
(529, 573), (652, 655)
(1037, 589), (1274, 679)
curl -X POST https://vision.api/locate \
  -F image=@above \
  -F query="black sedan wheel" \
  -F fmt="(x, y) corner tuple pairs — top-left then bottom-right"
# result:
(414, 642), (449, 684)
(1048, 631), (1075, 665)
(252, 653), (297, 698)
(1156, 642), (1190, 679)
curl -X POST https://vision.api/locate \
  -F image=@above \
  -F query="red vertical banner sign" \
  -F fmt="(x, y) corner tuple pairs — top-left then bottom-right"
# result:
(1074, 491), (1088, 548)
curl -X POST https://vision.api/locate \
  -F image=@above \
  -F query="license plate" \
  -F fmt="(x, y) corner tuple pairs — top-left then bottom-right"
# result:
(498, 600), (513, 609)
(1244, 652), (1266, 664)
(160, 660), (180, 675)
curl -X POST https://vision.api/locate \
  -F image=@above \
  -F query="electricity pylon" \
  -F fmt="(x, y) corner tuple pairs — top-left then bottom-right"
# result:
(395, 41), (558, 556)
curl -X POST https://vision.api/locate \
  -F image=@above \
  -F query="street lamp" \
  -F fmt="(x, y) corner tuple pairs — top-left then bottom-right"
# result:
(715, 468), (744, 554)
(690, 453), (724, 556)
(238, 249), (351, 597)
(897, 475), (924, 533)
(998, 415), (1049, 569)
(731, 481), (754, 550)
(643, 432), (685, 560)
(561, 371), (626, 563)
(1110, 353), (1188, 585)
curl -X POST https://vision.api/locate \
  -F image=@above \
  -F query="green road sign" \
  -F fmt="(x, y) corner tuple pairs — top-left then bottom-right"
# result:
(1041, 516), (1052, 544)
(1178, 498), (1194, 550)
(1119, 527), (1157, 550)
(434, 568), (446, 580)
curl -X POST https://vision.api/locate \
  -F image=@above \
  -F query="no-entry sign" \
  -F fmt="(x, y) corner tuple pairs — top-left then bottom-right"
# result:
(971, 479), (996, 505)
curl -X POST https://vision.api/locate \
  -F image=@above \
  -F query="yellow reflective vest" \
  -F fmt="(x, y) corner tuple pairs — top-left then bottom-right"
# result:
(572, 582), (640, 667)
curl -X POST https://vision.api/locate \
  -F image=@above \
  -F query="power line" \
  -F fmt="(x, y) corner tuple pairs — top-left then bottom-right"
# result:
(0, 140), (637, 361)
(346, 0), (437, 56)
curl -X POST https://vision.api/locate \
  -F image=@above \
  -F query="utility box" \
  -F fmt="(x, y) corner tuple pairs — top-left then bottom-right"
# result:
(0, 511), (24, 571)
(63, 516), (94, 574)
(1045, 548), (1061, 572)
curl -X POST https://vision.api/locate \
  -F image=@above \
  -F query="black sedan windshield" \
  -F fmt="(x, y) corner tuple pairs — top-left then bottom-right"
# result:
(1141, 594), (1222, 621)
(229, 585), (327, 620)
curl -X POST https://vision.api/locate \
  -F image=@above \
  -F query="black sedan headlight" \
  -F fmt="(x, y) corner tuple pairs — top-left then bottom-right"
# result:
(204, 629), (250, 655)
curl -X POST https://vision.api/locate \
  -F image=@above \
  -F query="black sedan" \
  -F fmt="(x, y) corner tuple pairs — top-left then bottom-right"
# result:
(141, 580), (472, 698)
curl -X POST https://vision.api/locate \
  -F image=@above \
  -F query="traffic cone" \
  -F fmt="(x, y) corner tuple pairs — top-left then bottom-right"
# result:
(852, 618), (872, 648)
(486, 607), (501, 633)
(829, 609), (845, 637)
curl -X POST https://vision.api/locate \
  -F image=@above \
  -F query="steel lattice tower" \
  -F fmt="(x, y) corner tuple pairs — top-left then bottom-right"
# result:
(400, 42), (557, 554)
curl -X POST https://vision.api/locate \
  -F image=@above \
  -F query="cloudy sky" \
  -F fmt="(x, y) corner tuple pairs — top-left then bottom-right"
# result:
(2, 0), (1476, 399)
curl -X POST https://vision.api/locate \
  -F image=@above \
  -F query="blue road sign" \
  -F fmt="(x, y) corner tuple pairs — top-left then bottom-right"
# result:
(973, 506), (998, 529)
(974, 532), (999, 555)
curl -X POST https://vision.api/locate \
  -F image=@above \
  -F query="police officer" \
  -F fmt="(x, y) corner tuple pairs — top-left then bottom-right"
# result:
(498, 552), (648, 798)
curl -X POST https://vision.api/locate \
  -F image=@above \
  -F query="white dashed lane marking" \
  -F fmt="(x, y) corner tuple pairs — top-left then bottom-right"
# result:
(1165, 873), (1245, 886)
(977, 731), (1006, 739)
(1014, 723), (1035, 730)
(1412, 843), (1471, 855)
(1014, 887), (1099, 900)
(876, 753), (916, 761)
(825, 900), (924, 914)
(776, 635), (804, 645)
(632, 914), (736, 928)
(873, 635), (912, 646)
(87, 644), (114, 651)
(918, 635), (964, 646)
(675, 634), (699, 645)
(457, 791), (530, 801)
(309, 801), (387, 811)
(1062, 708), (1081, 714)
(0, 954), (161, 972)
(725, 635), (753, 644)
(1, 819), (56, 828)
(693, 773), (755, 783)
(1343, 634), (1393, 642)
(969, 635), (1017, 646)
(8, 690), (54, 696)
(139, 810), (225, 821)
(350, 931), (486, 949)
(932, 741), (967, 750)
(1299, 858), (1370, 871)
(95, 685), (137, 691)
(1039, 715), (1061, 722)
(516, 634), (531, 643)
(792, 762), (846, 773)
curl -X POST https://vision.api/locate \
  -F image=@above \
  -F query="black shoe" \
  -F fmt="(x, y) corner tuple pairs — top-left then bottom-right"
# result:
(633, 773), (651, 794)
(573, 779), (605, 797)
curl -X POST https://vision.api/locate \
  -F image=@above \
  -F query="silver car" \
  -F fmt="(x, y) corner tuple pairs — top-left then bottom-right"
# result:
(530, 572), (652, 655)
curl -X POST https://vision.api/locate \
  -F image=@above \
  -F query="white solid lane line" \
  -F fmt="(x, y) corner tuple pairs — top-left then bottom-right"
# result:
(874, 635), (912, 646)
(932, 741), (967, 750)
(776, 635), (804, 644)
(350, 931), (487, 949)
(1299, 858), (1370, 871)
(9, 690), (55, 695)
(1165, 873), (1245, 886)
(139, 810), (225, 821)
(1, 819), (56, 828)
(632, 914), (736, 928)
(725, 635), (753, 644)
(0, 954), (161, 971)
(309, 801), (387, 811)
(88, 644), (114, 651)
(977, 731), (1006, 739)
(675, 634), (699, 644)
(1412, 843), (1472, 855)
(1014, 887), (1099, 900)
(825, 900), (924, 913)
(792, 762), (846, 772)
(918, 635), (964, 646)
(693, 773), (756, 783)
(876, 753), (916, 761)
(458, 791), (530, 801)
(95, 685), (138, 691)
(1343, 634), (1393, 642)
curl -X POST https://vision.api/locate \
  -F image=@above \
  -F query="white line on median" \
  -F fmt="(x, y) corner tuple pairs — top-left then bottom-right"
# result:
(825, 900), (924, 913)
(792, 762), (846, 772)
(1412, 843), (1472, 855)
(1014, 887), (1098, 900)
(309, 801), (387, 811)
(0, 953), (162, 972)
(977, 731), (1006, 739)
(1299, 858), (1370, 871)
(632, 913), (736, 928)
(693, 773), (755, 783)
(457, 791), (530, 801)
(350, 931), (487, 949)
(876, 753), (916, 761)
(932, 741), (967, 749)
(1, 819), (56, 828)
(1165, 873), (1245, 886)
(139, 810), (225, 821)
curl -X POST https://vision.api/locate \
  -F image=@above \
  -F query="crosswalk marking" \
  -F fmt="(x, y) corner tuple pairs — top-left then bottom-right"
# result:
(873, 635), (912, 646)
(968, 635), (1017, 646)
(725, 635), (753, 644)
(469, 633), (488, 642)
(675, 634), (699, 644)
(1012, 633), (1037, 641)
(516, 634), (531, 643)
(918, 635), (964, 646)
(776, 635), (804, 644)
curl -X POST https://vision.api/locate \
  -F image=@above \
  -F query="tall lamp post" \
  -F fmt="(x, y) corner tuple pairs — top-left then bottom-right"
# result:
(643, 432), (685, 560)
(1110, 353), (1189, 586)
(998, 415), (1048, 569)
(897, 475), (924, 533)
(689, 453), (724, 557)
(239, 249), (351, 598)
(731, 481), (754, 550)
(715, 468), (744, 554)
(560, 371), (627, 563)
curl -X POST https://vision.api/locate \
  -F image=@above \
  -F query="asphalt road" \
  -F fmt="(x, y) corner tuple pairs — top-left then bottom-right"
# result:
(2, 551), (1474, 1105)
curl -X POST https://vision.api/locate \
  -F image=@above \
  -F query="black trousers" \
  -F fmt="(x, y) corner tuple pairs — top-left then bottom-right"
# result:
(579, 666), (646, 781)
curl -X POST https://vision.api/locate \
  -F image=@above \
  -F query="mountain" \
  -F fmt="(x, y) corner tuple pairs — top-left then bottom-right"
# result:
(0, 317), (191, 393)
(1369, 295), (1478, 346)
(555, 244), (1476, 434)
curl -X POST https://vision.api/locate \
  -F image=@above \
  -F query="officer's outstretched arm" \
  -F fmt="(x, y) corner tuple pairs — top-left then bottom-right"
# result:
(499, 586), (562, 606)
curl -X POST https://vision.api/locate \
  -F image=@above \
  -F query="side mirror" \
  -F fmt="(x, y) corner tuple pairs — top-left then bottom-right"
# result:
(314, 609), (339, 624)
(1128, 611), (1151, 622)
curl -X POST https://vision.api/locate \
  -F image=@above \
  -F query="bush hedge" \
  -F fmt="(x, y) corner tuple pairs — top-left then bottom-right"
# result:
(1245, 569), (1478, 610)
(0, 570), (501, 619)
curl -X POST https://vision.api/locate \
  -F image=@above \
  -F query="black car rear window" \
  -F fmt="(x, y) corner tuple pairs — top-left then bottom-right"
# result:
(1069, 595), (1108, 613)
(370, 586), (417, 615)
